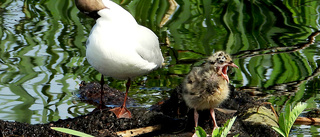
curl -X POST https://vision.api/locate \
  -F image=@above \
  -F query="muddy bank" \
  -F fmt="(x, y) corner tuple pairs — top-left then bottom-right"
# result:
(0, 82), (278, 137)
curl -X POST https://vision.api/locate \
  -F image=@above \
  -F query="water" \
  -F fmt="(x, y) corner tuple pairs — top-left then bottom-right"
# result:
(0, 0), (320, 136)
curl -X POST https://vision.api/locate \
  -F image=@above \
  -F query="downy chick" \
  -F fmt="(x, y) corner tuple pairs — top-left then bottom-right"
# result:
(182, 51), (238, 134)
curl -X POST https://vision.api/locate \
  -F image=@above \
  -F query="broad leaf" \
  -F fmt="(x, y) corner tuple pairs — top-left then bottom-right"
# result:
(285, 102), (307, 136)
(272, 102), (307, 137)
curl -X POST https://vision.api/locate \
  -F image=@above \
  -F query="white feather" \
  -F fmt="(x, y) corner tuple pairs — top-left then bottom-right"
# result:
(86, 0), (164, 80)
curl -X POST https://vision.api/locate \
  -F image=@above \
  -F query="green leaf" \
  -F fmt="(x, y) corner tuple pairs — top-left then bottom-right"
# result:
(272, 127), (286, 137)
(221, 116), (237, 137)
(233, 134), (240, 137)
(284, 103), (291, 135)
(195, 126), (207, 137)
(285, 102), (307, 136)
(51, 127), (94, 137)
(212, 127), (221, 136)
(212, 116), (237, 137)
(272, 102), (308, 137)
(277, 112), (285, 133)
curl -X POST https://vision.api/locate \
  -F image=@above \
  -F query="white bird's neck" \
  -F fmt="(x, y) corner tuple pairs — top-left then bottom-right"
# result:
(97, 0), (137, 24)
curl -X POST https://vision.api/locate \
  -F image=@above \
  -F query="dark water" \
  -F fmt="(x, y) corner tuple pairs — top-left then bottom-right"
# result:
(0, 0), (319, 136)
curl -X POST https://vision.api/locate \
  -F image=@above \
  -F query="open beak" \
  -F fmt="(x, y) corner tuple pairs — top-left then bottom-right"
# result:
(221, 62), (238, 83)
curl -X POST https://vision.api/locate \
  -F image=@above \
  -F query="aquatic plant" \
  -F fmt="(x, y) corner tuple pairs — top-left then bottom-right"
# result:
(272, 102), (308, 137)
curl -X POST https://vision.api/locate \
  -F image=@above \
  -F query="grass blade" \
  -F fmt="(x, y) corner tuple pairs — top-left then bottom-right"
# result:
(51, 127), (94, 137)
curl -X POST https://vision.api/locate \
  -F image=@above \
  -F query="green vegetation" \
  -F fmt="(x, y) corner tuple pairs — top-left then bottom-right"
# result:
(272, 102), (308, 137)
(50, 127), (94, 137)
(195, 116), (238, 137)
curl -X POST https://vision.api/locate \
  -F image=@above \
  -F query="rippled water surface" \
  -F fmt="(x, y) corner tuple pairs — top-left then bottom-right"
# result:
(0, 0), (320, 136)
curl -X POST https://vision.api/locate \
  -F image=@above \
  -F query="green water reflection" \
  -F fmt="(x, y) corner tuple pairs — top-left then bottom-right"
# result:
(0, 0), (319, 136)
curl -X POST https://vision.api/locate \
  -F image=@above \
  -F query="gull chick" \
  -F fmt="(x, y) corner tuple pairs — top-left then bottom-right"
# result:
(182, 51), (238, 134)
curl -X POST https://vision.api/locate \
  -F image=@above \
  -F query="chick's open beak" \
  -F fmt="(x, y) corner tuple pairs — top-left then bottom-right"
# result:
(221, 62), (238, 83)
(229, 62), (239, 69)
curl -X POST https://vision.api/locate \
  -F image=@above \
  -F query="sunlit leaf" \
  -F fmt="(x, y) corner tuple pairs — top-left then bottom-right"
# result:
(272, 127), (285, 137)
(272, 102), (308, 137)
(284, 104), (291, 135)
(195, 126), (207, 137)
(212, 127), (221, 136)
(285, 102), (307, 136)
(221, 116), (237, 137)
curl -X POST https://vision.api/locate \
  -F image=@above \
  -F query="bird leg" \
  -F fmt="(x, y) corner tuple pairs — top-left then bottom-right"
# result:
(96, 75), (107, 110)
(109, 78), (132, 119)
(100, 75), (105, 105)
(210, 108), (219, 130)
(192, 109), (200, 137)
(194, 109), (199, 127)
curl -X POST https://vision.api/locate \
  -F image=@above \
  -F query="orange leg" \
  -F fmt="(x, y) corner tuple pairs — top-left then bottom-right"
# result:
(109, 78), (132, 118)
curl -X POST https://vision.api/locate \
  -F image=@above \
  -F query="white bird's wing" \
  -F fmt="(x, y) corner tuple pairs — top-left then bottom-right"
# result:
(135, 25), (164, 68)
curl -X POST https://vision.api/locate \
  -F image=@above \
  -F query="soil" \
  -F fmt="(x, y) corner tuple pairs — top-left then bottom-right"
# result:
(0, 82), (279, 137)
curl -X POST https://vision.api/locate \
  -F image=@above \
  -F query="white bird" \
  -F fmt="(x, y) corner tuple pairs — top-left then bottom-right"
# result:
(75, 0), (164, 118)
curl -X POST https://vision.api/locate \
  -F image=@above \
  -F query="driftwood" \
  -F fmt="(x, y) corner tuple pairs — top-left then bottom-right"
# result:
(295, 117), (320, 126)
